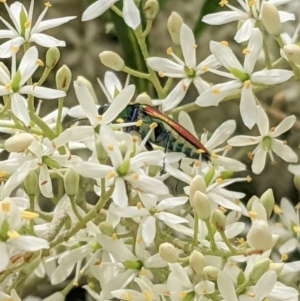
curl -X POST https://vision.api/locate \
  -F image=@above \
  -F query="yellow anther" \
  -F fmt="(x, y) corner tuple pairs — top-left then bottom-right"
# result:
(96, 114), (102, 121)
(243, 80), (251, 89)
(215, 177), (223, 184)
(139, 268), (147, 276)
(5, 83), (12, 90)
(52, 141), (57, 149)
(1, 201), (10, 212)
(45, 2), (52, 7)
(158, 71), (164, 78)
(242, 48), (250, 55)
(132, 136), (139, 143)
(193, 44), (197, 49)
(283, 140), (287, 145)
(234, 199), (241, 205)
(248, 292), (255, 297)
(0, 0), (7, 3)
(248, 0), (256, 6)
(135, 120), (143, 127)
(201, 65), (208, 72)
(182, 84), (187, 92)
(7, 230), (20, 239)
(211, 152), (218, 158)
(143, 290), (152, 301)
(237, 237), (244, 244)
(224, 145), (232, 151)
(167, 47), (172, 55)
(24, 20), (31, 29)
(21, 211), (39, 220)
(273, 204), (282, 214)
(295, 202), (300, 210)
(136, 202), (142, 209)
(220, 41), (228, 47)
(0, 171), (6, 178)
(136, 236), (142, 243)
(281, 253), (288, 261)
(201, 289), (207, 294)
(73, 281), (79, 286)
(246, 175), (252, 182)
(106, 170), (116, 179)
(111, 233), (118, 240)
(178, 291), (187, 298)
(247, 152), (253, 160)
(219, 206), (227, 213)
(293, 225), (300, 233)
(116, 118), (124, 123)
(123, 293), (131, 301)
(270, 160), (276, 166)
(11, 46), (19, 53)
(212, 87), (220, 95)
(193, 160), (200, 167)
(219, 0), (228, 7)
(248, 211), (257, 219)
(150, 122), (158, 129)
(107, 144), (114, 151)
(131, 173), (139, 181)
(197, 149), (205, 154)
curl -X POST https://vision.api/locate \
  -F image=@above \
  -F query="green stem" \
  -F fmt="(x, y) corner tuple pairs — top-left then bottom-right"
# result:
(142, 19), (153, 38)
(205, 220), (217, 251)
(258, 23), (272, 69)
(29, 111), (56, 140)
(193, 213), (199, 247)
(219, 230), (236, 253)
(123, 66), (150, 79)
(37, 67), (51, 86)
(55, 97), (64, 134)
(69, 195), (83, 221)
(111, 4), (123, 17)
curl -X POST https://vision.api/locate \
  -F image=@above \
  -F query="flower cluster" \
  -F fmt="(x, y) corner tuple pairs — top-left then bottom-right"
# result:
(0, 0), (299, 301)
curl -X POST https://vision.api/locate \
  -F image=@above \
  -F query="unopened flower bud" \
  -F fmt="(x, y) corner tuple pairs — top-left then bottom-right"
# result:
(193, 191), (210, 221)
(56, 65), (72, 92)
(210, 209), (226, 232)
(204, 166), (215, 186)
(99, 51), (125, 71)
(144, 0), (159, 20)
(203, 266), (218, 281)
(189, 251), (206, 275)
(249, 258), (270, 282)
(269, 262), (284, 276)
(189, 175), (206, 206)
(136, 92), (152, 105)
(77, 76), (98, 103)
(261, 2), (281, 36)
(122, 260), (143, 270)
(167, 12), (183, 45)
(64, 166), (79, 197)
(99, 221), (114, 236)
(4, 133), (34, 152)
(159, 242), (178, 263)
(237, 269), (246, 285)
(23, 170), (38, 197)
(293, 175), (300, 191)
(259, 189), (275, 218)
(41, 292), (65, 301)
(283, 44), (300, 65)
(247, 195), (258, 212)
(247, 220), (272, 251)
(46, 47), (60, 69)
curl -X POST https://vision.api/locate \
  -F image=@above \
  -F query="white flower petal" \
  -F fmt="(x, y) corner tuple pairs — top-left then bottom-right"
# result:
(156, 212), (188, 224)
(0, 242), (9, 272)
(178, 111), (198, 137)
(217, 271), (238, 301)
(202, 11), (247, 25)
(234, 18), (256, 43)
(278, 10), (295, 22)
(0, 37), (24, 58)
(251, 70), (294, 85)
(130, 150), (165, 170)
(36, 16), (77, 32)
(256, 105), (269, 135)
(240, 84), (257, 129)
(288, 164), (300, 175)
(272, 139), (298, 162)
(142, 216), (156, 246)
(123, 0), (141, 29)
(192, 77), (211, 94)
(30, 33), (66, 47)
(9, 235), (49, 251)
(244, 28), (262, 74)
(208, 192), (241, 211)
(39, 165), (53, 198)
(112, 177), (128, 208)
(228, 135), (261, 146)
(104, 71), (123, 98)
(147, 57), (184, 77)
(252, 146), (266, 174)
(75, 161), (113, 178)
(180, 24), (196, 68)
(271, 115), (296, 137)
(212, 155), (246, 172)
(130, 175), (169, 195)
(82, 0), (117, 21)
(156, 197), (188, 211)
(11, 93), (30, 126)
(20, 86), (66, 99)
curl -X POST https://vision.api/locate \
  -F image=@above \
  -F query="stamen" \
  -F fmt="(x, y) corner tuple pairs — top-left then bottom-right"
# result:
(96, 114), (102, 121)
(106, 171), (115, 179)
(131, 173), (139, 181)
(246, 175), (252, 182)
(36, 59), (44, 67)
(21, 211), (39, 220)
(7, 230), (20, 239)
(1, 200), (10, 212)
(45, 2), (52, 7)
(158, 71), (164, 78)
(116, 118), (124, 123)
(243, 80), (251, 89)
(212, 87), (220, 95)
(242, 48), (250, 55)
(111, 233), (118, 240)
(281, 253), (288, 261)
(201, 65), (208, 72)
(136, 236), (142, 243)
(136, 202), (142, 209)
(167, 47), (172, 55)
(273, 204), (282, 214)
(107, 144), (114, 151)
(24, 20), (31, 29)
(248, 211), (257, 219)
(219, 0), (228, 7)
(5, 83), (12, 91)
(220, 41), (228, 47)
(135, 120), (143, 127)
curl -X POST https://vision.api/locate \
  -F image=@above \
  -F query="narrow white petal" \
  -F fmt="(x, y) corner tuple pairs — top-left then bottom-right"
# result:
(251, 70), (294, 85)
(256, 105), (269, 135)
(104, 71), (123, 98)
(272, 139), (298, 162)
(156, 197), (188, 210)
(212, 155), (246, 171)
(20, 86), (66, 99)
(11, 94), (30, 126)
(279, 237), (298, 253)
(123, 0), (141, 29)
(202, 11), (246, 25)
(169, 263), (193, 287)
(36, 17), (77, 32)
(39, 165), (53, 198)
(240, 85), (257, 129)
(278, 11), (295, 22)
(75, 162), (113, 178)
(217, 271), (238, 301)
(0, 37), (25, 58)
(196, 54), (222, 73)
(130, 150), (165, 170)
(18, 46), (38, 84)
(180, 24), (196, 68)
(30, 33), (66, 47)
(129, 175), (169, 195)
(252, 146), (266, 174)
(228, 135), (260, 146)
(178, 111), (198, 137)
(114, 206), (148, 218)
(0, 242), (9, 272)
(9, 236), (49, 251)
(102, 85), (135, 124)
(156, 212), (188, 224)
(234, 18), (256, 43)
(210, 41), (244, 71)
(142, 216), (156, 246)
(112, 178), (128, 208)
(271, 115), (296, 137)
(244, 28), (263, 74)
(254, 271), (276, 299)
(82, 0), (117, 21)
(147, 57), (184, 77)
(0, 29), (15, 38)
(288, 164), (300, 175)
(193, 77), (211, 94)
(208, 192), (241, 211)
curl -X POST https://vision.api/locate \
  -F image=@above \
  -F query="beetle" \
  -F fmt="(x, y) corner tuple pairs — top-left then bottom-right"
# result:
(98, 103), (210, 162)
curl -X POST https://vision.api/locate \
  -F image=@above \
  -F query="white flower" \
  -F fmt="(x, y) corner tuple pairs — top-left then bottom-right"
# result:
(113, 194), (189, 246)
(82, 0), (140, 30)
(0, 198), (49, 272)
(0, 289), (21, 301)
(202, 0), (295, 43)
(178, 110), (245, 171)
(0, 46), (66, 126)
(74, 125), (169, 207)
(228, 106), (297, 174)
(147, 23), (220, 111)
(196, 29), (294, 129)
(0, 0), (76, 58)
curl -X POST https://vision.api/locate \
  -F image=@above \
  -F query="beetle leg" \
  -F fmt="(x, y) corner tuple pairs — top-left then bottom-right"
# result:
(158, 131), (171, 175)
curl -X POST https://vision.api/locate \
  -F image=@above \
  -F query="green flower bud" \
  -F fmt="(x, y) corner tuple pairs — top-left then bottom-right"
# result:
(182, 292), (195, 301)
(46, 47), (60, 69)
(99, 51), (125, 71)
(167, 12), (183, 46)
(293, 175), (300, 191)
(220, 170), (234, 180)
(262, 136), (272, 151)
(64, 166), (79, 197)
(189, 175), (206, 206)
(99, 221), (114, 237)
(23, 170), (39, 197)
(247, 220), (272, 251)
(283, 44), (300, 64)
(203, 266), (218, 281)
(11, 70), (21, 92)
(90, 241), (101, 251)
(249, 258), (270, 283)
(189, 250), (206, 275)
(204, 166), (215, 186)
(117, 159), (130, 177)
(144, 0), (159, 20)
(260, 188), (275, 218)
(159, 242), (178, 263)
(4, 133), (35, 153)
(122, 260), (143, 270)
(0, 219), (9, 241)
(228, 68), (249, 81)
(56, 65), (72, 92)
(261, 2), (281, 36)
(43, 156), (61, 169)
(210, 209), (226, 232)
(237, 269), (246, 285)
(193, 191), (211, 221)
(77, 76), (98, 103)
(41, 292), (65, 301)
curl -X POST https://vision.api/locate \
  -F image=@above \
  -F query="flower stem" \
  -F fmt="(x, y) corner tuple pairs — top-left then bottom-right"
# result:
(193, 212), (199, 246)
(219, 230), (236, 253)
(205, 220), (217, 251)
(69, 195), (83, 221)
(55, 97), (64, 134)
